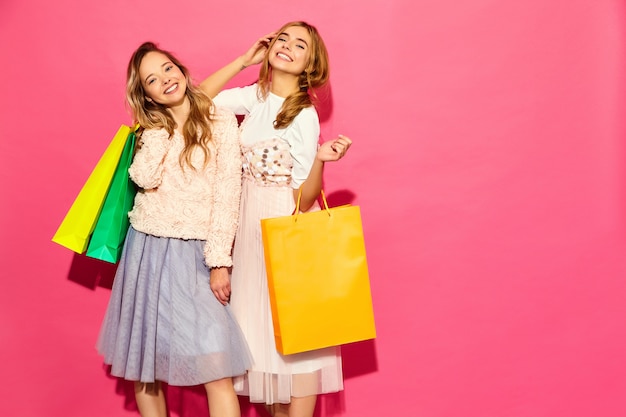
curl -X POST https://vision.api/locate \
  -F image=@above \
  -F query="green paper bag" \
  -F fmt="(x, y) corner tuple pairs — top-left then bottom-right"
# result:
(85, 130), (137, 263)
(52, 125), (132, 254)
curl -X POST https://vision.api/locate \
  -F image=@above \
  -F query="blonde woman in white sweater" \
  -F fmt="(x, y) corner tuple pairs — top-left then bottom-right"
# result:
(97, 42), (252, 417)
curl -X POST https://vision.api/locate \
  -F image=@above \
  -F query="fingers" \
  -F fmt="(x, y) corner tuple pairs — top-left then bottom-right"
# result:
(212, 286), (230, 306)
(337, 134), (352, 143)
(258, 32), (277, 46)
(330, 135), (352, 158)
(316, 135), (353, 162)
(244, 33), (276, 66)
(210, 268), (231, 305)
(264, 31), (278, 40)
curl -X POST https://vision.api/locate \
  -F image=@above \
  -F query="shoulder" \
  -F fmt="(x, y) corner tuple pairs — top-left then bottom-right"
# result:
(138, 127), (170, 144)
(217, 83), (259, 101)
(298, 105), (319, 120)
(210, 106), (238, 141)
(142, 127), (169, 136)
(237, 83), (260, 96)
(292, 105), (320, 127)
(211, 105), (237, 122)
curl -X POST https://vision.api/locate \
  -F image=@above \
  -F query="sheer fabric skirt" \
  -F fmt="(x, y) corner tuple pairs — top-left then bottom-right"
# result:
(97, 227), (253, 386)
(230, 180), (344, 404)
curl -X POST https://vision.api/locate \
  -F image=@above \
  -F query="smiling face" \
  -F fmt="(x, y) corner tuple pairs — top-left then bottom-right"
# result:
(268, 25), (313, 75)
(139, 51), (187, 107)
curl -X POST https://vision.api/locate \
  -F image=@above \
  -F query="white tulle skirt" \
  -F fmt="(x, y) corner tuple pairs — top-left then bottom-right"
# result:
(230, 179), (344, 404)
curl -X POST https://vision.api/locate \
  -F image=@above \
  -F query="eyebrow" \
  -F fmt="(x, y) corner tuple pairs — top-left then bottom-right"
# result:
(144, 61), (173, 84)
(279, 32), (309, 47)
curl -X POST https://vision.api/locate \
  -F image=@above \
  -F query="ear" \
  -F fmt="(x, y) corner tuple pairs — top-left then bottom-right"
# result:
(145, 96), (153, 103)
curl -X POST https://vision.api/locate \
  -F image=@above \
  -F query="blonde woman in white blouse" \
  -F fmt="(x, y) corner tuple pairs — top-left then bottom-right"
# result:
(201, 21), (352, 417)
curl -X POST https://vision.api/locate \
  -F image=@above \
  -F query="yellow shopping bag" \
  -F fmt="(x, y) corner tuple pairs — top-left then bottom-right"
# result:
(52, 125), (133, 254)
(85, 128), (138, 263)
(261, 189), (376, 355)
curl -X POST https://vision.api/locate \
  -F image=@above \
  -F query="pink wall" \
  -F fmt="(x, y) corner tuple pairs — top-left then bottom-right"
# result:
(1, 0), (625, 416)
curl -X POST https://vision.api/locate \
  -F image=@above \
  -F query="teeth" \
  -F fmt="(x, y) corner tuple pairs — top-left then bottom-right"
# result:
(165, 84), (177, 93)
(277, 53), (292, 61)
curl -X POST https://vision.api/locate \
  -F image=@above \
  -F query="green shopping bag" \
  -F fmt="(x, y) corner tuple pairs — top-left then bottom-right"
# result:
(85, 128), (138, 263)
(52, 125), (132, 254)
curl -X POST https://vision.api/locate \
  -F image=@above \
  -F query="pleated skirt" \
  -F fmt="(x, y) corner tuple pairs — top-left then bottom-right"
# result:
(97, 227), (253, 386)
(230, 180), (344, 404)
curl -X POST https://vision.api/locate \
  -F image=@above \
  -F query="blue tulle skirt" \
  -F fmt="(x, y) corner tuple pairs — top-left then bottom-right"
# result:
(97, 227), (252, 386)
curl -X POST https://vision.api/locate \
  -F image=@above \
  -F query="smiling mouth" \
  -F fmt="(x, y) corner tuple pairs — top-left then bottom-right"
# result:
(277, 53), (292, 62)
(164, 84), (178, 94)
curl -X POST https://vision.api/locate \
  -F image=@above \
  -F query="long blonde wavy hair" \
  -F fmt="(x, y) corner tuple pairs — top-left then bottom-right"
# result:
(126, 42), (214, 169)
(257, 21), (330, 129)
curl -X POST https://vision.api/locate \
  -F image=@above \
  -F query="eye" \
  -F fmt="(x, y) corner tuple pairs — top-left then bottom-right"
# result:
(296, 44), (305, 50)
(165, 65), (173, 72)
(277, 37), (287, 42)
(147, 78), (156, 85)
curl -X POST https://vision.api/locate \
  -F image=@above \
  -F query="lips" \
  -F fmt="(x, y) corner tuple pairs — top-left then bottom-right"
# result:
(164, 83), (178, 94)
(276, 52), (293, 62)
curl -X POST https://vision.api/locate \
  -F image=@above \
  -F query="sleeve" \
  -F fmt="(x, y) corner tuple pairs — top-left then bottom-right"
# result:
(289, 107), (320, 189)
(128, 128), (173, 189)
(213, 84), (259, 116)
(203, 110), (242, 268)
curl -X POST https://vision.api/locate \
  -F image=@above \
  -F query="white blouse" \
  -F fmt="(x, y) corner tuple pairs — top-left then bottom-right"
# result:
(214, 84), (320, 188)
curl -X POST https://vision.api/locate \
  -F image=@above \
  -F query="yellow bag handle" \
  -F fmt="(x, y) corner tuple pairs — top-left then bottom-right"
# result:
(294, 188), (331, 219)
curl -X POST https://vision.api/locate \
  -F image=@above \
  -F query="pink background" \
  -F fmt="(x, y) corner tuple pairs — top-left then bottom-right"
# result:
(1, 0), (625, 416)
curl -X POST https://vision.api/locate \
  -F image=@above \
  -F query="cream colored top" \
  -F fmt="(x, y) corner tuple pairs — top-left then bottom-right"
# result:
(128, 107), (241, 267)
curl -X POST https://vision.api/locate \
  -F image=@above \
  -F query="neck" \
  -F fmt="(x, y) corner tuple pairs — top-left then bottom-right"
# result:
(269, 71), (301, 98)
(167, 97), (191, 132)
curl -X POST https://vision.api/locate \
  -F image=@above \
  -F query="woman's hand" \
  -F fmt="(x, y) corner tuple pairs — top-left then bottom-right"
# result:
(316, 135), (353, 162)
(241, 32), (277, 68)
(210, 267), (231, 306)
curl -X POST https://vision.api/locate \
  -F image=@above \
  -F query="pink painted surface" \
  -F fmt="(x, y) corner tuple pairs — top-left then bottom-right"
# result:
(1, 0), (625, 416)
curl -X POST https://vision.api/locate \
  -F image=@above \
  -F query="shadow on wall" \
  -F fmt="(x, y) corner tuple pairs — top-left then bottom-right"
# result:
(316, 81), (333, 124)
(324, 188), (380, 383)
(67, 252), (117, 290)
(324, 189), (356, 207)
(102, 371), (378, 417)
(68, 186), (378, 416)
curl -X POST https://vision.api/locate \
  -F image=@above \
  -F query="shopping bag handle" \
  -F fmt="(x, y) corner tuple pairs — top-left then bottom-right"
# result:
(294, 187), (331, 219)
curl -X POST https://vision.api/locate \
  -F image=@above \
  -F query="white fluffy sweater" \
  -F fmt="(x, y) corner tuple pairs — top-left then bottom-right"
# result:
(128, 107), (241, 268)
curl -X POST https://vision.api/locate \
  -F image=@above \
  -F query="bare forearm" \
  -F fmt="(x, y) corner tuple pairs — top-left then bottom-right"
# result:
(293, 135), (353, 211)
(200, 33), (275, 98)
(294, 158), (324, 212)
(199, 56), (248, 99)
